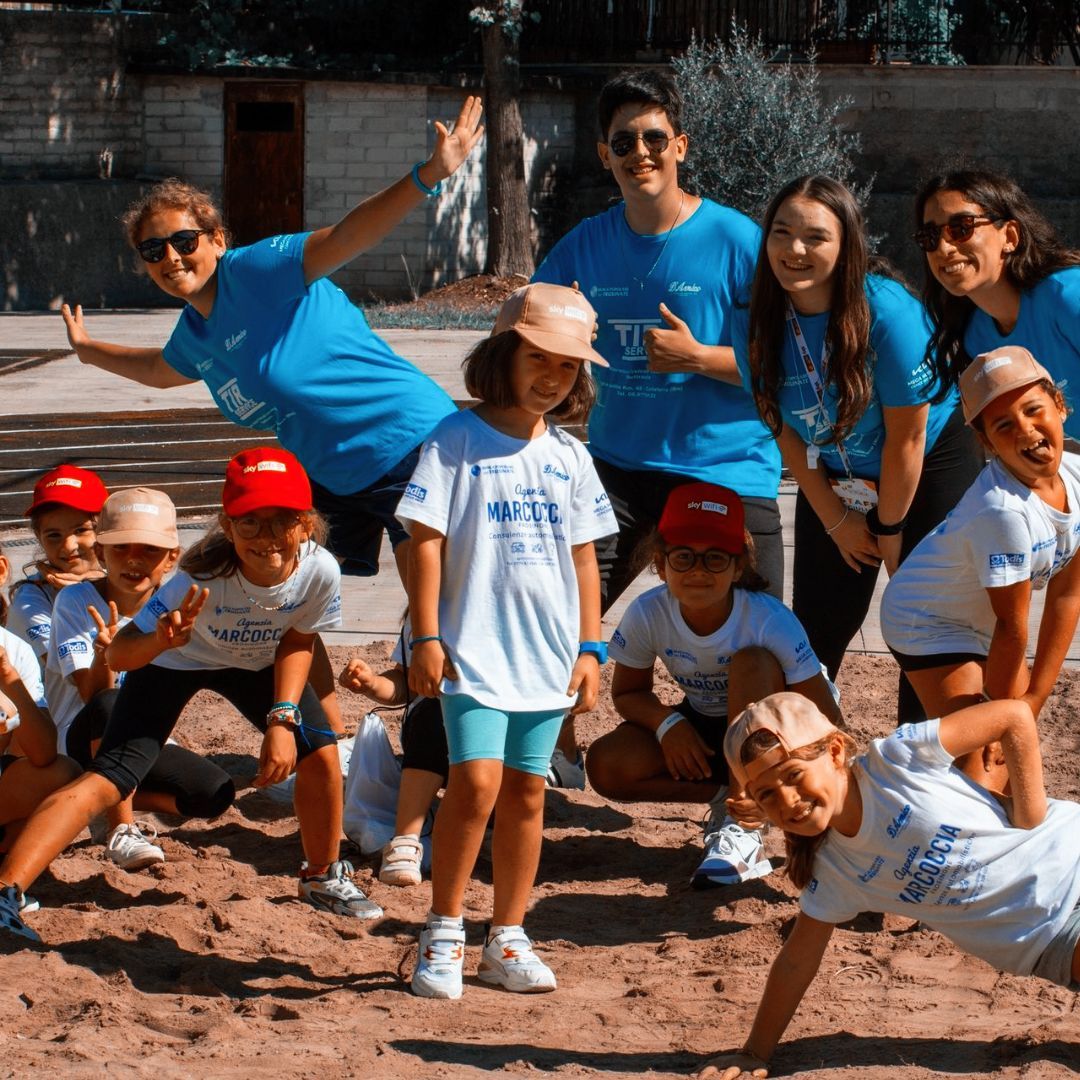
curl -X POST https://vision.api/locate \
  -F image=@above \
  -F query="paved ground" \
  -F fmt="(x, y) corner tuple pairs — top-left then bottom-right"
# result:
(0, 309), (1072, 665)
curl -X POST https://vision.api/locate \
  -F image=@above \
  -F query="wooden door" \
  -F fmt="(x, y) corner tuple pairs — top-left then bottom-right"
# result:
(224, 81), (304, 247)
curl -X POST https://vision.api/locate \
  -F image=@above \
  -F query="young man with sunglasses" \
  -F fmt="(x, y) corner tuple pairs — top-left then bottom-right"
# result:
(533, 70), (783, 788)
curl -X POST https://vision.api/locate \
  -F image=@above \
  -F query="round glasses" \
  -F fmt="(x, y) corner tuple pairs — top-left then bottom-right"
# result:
(663, 547), (734, 574)
(229, 513), (303, 539)
(912, 215), (1002, 253)
(608, 129), (672, 158)
(137, 228), (211, 264)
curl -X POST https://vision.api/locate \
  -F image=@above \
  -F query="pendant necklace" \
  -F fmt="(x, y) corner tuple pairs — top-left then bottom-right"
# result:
(622, 190), (685, 291)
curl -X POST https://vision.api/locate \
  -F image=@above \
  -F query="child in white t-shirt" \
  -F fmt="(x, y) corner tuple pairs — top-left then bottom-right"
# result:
(588, 482), (840, 889)
(398, 282), (617, 999)
(0, 448), (380, 944)
(695, 691), (1080, 1080)
(881, 346), (1080, 789)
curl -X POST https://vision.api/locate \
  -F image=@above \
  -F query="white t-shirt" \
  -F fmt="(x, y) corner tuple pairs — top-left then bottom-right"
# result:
(396, 410), (617, 711)
(881, 453), (1080, 655)
(45, 580), (129, 753)
(610, 585), (822, 716)
(801, 721), (1080, 976)
(0, 625), (48, 763)
(7, 575), (58, 665)
(135, 542), (342, 671)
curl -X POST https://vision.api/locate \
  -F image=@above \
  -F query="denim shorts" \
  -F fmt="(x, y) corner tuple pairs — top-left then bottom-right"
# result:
(440, 693), (565, 777)
(1032, 898), (1080, 989)
(310, 444), (422, 576)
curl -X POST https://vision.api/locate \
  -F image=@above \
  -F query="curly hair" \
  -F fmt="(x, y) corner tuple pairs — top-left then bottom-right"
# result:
(748, 176), (875, 446)
(121, 178), (229, 250)
(915, 167), (1080, 399)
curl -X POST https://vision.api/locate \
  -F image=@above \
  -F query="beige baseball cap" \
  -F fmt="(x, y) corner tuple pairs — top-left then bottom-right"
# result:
(959, 346), (1054, 424)
(95, 487), (179, 547)
(724, 692), (841, 792)
(494, 282), (608, 366)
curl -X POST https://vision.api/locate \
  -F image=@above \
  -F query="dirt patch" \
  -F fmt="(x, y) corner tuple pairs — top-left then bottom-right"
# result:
(1, 649), (1078, 1077)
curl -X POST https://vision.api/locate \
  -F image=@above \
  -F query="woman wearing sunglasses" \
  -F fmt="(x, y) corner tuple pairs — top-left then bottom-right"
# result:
(59, 96), (484, 587)
(916, 167), (1080, 441)
(736, 175), (983, 721)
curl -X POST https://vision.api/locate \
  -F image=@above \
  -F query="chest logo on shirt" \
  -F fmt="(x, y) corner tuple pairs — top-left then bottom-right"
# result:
(224, 330), (248, 352)
(217, 378), (269, 422)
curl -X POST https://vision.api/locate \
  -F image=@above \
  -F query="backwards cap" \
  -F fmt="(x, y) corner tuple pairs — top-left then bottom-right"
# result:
(95, 487), (179, 548)
(494, 283), (608, 366)
(26, 464), (108, 516)
(959, 346), (1054, 424)
(723, 692), (841, 793)
(222, 447), (312, 517)
(658, 481), (745, 554)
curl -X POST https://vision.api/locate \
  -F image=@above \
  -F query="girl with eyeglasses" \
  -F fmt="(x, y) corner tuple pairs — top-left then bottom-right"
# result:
(915, 167), (1080, 439)
(736, 175), (983, 720)
(586, 482), (840, 890)
(0, 447), (383, 944)
(59, 97), (483, 587)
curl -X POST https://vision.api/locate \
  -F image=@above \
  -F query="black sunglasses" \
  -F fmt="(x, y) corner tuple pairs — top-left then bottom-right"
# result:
(137, 228), (211, 264)
(663, 547), (734, 574)
(913, 215), (1003, 253)
(229, 513), (303, 540)
(608, 129), (672, 157)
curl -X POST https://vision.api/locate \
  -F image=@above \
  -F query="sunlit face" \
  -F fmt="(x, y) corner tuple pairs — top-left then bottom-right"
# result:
(222, 507), (311, 588)
(136, 208), (225, 305)
(100, 542), (179, 603)
(976, 383), (1067, 488)
(598, 104), (687, 201)
(766, 195), (843, 314)
(746, 738), (849, 837)
(34, 506), (100, 577)
(921, 190), (1017, 302)
(507, 342), (583, 419)
(656, 542), (740, 615)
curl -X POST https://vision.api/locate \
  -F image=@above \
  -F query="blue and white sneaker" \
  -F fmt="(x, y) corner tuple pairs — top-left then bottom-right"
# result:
(692, 819), (772, 889)
(412, 918), (466, 999)
(0, 885), (41, 943)
(299, 860), (383, 920)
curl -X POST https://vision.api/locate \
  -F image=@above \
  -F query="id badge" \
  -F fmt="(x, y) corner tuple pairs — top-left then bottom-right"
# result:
(830, 477), (878, 514)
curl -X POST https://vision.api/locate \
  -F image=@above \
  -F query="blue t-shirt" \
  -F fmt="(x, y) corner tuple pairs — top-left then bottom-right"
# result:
(533, 199), (781, 499)
(733, 275), (959, 479)
(162, 233), (456, 494)
(964, 267), (1080, 441)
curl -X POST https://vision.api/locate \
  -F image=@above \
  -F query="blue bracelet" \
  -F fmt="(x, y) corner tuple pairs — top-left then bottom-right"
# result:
(409, 635), (443, 648)
(410, 162), (443, 198)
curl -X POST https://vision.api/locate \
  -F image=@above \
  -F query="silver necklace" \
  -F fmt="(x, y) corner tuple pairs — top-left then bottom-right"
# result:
(622, 190), (685, 291)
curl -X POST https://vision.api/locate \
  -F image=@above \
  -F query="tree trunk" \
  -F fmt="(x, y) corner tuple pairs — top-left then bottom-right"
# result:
(479, 21), (535, 278)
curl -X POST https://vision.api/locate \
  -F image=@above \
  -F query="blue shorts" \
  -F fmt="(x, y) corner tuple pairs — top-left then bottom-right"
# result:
(310, 444), (421, 576)
(440, 693), (565, 777)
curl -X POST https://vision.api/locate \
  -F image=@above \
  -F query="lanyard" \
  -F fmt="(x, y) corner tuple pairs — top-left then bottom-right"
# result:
(786, 300), (855, 478)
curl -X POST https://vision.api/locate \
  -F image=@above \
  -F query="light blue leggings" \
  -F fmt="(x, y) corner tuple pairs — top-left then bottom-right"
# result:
(440, 693), (566, 777)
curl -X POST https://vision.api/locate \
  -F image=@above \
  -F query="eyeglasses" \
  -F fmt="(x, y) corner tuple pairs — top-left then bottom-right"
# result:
(913, 215), (1003, 252)
(608, 129), (672, 157)
(663, 547), (734, 574)
(229, 513), (303, 539)
(137, 229), (211, 264)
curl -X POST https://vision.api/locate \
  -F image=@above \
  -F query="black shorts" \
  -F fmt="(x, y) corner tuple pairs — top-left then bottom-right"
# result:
(400, 696), (449, 781)
(888, 647), (986, 673)
(310, 444), (422, 577)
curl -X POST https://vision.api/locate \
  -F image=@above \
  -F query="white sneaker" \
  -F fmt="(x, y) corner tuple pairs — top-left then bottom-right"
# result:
(412, 918), (466, 999)
(105, 822), (165, 872)
(545, 748), (585, 790)
(379, 834), (423, 887)
(477, 926), (556, 993)
(692, 818), (772, 889)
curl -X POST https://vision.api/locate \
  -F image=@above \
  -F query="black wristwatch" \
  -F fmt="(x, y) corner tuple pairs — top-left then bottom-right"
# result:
(865, 506), (907, 536)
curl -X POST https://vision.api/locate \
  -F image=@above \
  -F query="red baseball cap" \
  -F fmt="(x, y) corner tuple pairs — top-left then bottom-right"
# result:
(25, 464), (109, 516)
(222, 447), (312, 516)
(658, 482), (745, 553)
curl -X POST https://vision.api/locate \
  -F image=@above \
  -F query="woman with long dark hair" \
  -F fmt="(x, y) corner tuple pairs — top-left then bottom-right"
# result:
(915, 166), (1080, 437)
(736, 175), (983, 717)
